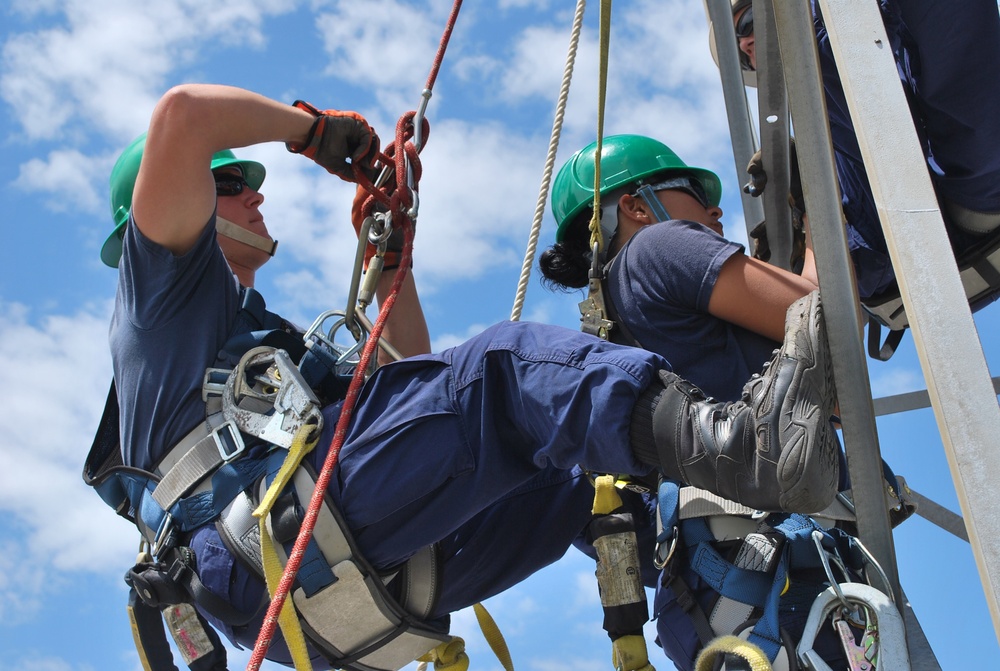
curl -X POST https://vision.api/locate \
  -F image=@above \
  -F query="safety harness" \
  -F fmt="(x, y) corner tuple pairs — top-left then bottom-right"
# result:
(653, 479), (915, 671)
(84, 287), (449, 671)
(575, 227), (915, 670)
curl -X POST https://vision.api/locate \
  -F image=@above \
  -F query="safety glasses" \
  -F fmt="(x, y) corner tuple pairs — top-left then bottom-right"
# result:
(645, 177), (711, 209)
(214, 173), (252, 197)
(734, 6), (754, 38)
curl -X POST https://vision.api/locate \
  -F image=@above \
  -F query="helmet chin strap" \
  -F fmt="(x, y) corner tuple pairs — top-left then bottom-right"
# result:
(634, 184), (672, 223)
(216, 217), (278, 256)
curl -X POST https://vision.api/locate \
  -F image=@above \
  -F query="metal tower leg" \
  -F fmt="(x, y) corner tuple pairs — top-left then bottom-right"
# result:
(769, 0), (903, 608)
(749, 0), (793, 271)
(815, 0), (1000, 645)
(704, 0), (764, 239)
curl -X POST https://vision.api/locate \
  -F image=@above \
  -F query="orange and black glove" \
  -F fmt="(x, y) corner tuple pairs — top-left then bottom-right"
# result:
(287, 100), (380, 182)
(351, 184), (408, 271)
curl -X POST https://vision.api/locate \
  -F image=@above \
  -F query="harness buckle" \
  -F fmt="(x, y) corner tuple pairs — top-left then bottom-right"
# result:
(202, 368), (230, 402)
(213, 420), (246, 463)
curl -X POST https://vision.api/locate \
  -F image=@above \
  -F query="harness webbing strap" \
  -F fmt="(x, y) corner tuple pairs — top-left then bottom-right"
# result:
(151, 415), (231, 511)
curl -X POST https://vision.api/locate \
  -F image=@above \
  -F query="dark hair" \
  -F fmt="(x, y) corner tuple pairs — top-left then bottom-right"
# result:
(539, 212), (594, 290)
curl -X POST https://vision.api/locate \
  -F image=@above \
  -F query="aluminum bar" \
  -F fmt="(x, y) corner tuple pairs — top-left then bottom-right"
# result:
(818, 0), (1000, 641)
(769, 1), (902, 606)
(703, 0), (764, 239)
(873, 376), (1000, 417)
(752, 0), (793, 270)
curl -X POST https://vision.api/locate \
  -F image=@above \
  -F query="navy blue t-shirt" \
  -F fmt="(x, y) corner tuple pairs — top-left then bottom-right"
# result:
(111, 212), (241, 470)
(606, 220), (778, 401)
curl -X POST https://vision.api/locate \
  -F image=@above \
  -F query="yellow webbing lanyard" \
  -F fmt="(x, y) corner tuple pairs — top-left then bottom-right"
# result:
(253, 421), (321, 671)
(588, 0), (613, 258)
(416, 603), (514, 671)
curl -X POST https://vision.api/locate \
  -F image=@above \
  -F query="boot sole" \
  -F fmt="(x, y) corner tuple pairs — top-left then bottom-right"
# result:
(774, 291), (839, 513)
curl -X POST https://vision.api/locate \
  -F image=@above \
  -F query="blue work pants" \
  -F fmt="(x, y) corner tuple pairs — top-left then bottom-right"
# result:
(196, 321), (667, 664)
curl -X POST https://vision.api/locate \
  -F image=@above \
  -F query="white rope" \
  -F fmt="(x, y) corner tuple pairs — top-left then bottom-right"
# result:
(509, 0), (587, 322)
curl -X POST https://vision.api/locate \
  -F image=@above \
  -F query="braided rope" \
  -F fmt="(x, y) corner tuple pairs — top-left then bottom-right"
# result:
(510, 0), (588, 322)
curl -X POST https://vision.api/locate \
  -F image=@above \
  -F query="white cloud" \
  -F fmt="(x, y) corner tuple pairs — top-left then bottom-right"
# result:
(315, 0), (449, 113)
(498, 24), (598, 104)
(0, 300), (135, 590)
(246, 115), (550, 322)
(0, 0), (298, 142)
(13, 149), (115, 216)
(0, 656), (78, 671)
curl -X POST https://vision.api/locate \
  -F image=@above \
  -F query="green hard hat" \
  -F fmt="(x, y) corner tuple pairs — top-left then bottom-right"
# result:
(551, 134), (722, 241)
(101, 132), (266, 267)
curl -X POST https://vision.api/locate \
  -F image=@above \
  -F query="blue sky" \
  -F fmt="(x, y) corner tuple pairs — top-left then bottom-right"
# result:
(1, 1), (998, 669)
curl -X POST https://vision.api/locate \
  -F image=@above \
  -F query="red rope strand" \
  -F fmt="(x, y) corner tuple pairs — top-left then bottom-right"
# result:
(246, 3), (462, 668)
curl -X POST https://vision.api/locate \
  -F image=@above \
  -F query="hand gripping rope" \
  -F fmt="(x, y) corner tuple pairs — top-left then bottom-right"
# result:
(246, 3), (463, 669)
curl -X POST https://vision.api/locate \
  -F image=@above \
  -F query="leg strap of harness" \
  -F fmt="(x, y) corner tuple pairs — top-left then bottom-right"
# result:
(261, 465), (448, 671)
(214, 458), (447, 671)
(668, 573), (718, 647)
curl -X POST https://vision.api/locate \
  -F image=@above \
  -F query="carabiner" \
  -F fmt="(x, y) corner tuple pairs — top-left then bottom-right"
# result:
(412, 88), (432, 152)
(796, 583), (908, 671)
(811, 530), (851, 614)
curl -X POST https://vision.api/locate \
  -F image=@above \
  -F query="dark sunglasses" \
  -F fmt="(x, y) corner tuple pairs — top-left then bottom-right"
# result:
(645, 177), (711, 209)
(735, 6), (754, 38)
(214, 173), (252, 197)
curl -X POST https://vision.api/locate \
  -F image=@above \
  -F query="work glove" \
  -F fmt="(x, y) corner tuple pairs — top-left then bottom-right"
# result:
(287, 100), (380, 182)
(352, 182), (408, 271)
(749, 212), (806, 270)
(745, 138), (806, 270)
(745, 137), (804, 213)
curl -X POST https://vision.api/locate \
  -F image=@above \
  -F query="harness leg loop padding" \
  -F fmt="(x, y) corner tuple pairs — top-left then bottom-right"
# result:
(695, 635), (772, 671)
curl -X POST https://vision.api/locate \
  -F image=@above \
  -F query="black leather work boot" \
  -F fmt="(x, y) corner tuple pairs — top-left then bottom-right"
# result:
(630, 290), (839, 513)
